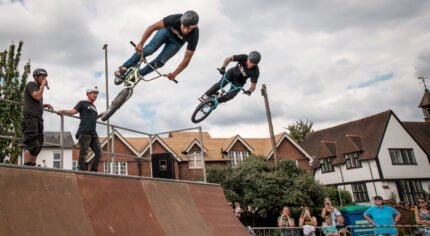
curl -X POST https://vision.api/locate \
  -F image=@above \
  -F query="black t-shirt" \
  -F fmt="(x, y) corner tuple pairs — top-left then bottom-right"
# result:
(74, 100), (98, 136)
(226, 54), (260, 86)
(23, 81), (43, 118)
(163, 14), (199, 51)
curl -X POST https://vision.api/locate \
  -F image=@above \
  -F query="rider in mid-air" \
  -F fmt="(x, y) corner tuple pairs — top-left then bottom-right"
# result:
(114, 10), (199, 84)
(199, 51), (261, 103)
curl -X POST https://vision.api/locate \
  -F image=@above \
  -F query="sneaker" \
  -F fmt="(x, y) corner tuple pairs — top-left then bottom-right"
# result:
(114, 66), (127, 85)
(198, 94), (209, 102)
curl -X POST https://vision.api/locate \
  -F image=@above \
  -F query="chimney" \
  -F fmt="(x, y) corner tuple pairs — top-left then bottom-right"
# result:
(418, 77), (430, 123)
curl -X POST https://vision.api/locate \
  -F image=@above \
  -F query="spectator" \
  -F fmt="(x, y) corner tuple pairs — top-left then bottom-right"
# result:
(336, 215), (351, 235)
(415, 198), (430, 236)
(278, 206), (295, 236)
(321, 198), (341, 226)
(58, 87), (103, 172)
(22, 68), (53, 166)
(234, 202), (243, 218)
(299, 207), (317, 236)
(322, 215), (339, 236)
(363, 195), (401, 236)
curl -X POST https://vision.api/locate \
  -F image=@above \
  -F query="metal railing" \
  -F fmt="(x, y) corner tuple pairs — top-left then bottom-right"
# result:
(249, 225), (429, 236)
(0, 97), (207, 181)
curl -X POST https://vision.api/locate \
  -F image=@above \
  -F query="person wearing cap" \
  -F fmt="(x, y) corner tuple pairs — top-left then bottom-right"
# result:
(198, 51), (261, 103)
(59, 87), (103, 172)
(114, 10), (199, 84)
(22, 68), (53, 166)
(363, 195), (401, 236)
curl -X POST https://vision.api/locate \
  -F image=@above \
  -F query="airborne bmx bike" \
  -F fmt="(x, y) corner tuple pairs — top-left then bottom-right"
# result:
(101, 41), (177, 121)
(191, 71), (246, 123)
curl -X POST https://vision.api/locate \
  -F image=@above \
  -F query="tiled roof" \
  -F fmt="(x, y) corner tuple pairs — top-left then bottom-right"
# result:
(43, 131), (75, 148)
(302, 110), (392, 169)
(403, 121), (430, 157)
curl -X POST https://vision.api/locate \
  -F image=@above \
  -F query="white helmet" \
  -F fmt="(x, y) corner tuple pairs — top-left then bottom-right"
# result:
(86, 86), (99, 94)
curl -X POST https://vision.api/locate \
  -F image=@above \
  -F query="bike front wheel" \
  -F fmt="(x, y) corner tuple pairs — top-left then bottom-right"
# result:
(101, 88), (133, 121)
(191, 99), (216, 123)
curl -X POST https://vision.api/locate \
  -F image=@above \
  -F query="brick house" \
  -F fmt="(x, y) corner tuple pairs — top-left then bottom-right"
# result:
(73, 130), (313, 181)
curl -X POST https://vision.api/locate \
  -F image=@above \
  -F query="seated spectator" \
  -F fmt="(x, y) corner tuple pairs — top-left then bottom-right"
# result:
(322, 215), (339, 236)
(321, 198), (341, 226)
(278, 206), (295, 236)
(299, 207), (317, 236)
(363, 195), (401, 236)
(335, 215), (351, 235)
(415, 198), (430, 236)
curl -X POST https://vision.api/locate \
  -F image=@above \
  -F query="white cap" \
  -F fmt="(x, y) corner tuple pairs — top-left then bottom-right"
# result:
(86, 86), (99, 94)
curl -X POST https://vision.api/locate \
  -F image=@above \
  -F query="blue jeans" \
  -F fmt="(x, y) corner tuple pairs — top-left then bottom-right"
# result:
(122, 28), (183, 77)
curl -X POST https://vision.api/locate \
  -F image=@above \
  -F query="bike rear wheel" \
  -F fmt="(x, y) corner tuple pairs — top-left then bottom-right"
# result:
(101, 88), (133, 121)
(191, 99), (216, 123)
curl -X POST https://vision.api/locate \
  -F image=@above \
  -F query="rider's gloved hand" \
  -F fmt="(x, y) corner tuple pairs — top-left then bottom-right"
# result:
(218, 67), (226, 75)
(244, 90), (252, 96)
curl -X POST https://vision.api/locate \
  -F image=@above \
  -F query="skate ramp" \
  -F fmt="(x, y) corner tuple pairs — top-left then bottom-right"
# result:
(0, 164), (249, 236)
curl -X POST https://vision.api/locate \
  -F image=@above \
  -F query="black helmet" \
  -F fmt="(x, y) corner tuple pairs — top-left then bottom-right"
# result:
(181, 10), (199, 27)
(248, 51), (261, 64)
(33, 68), (48, 78)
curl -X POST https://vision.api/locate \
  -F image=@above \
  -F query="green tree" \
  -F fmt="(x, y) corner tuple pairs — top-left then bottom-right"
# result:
(286, 119), (313, 144)
(207, 156), (330, 226)
(0, 41), (31, 163)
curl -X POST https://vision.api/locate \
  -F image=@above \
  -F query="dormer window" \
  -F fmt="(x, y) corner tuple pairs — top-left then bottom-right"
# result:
(320, 157), (334, 173)
(345, 152), (362, 169)
(228, 151), (249, 167)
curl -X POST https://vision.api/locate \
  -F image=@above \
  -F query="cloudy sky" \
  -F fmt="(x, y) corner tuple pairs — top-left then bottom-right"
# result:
(1, 0), (430, 138)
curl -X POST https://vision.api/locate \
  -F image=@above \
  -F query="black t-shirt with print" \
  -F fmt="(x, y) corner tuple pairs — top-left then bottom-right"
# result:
(226, 54), (260, 86)
(74, 100), (98, 136)
(163, 14), (199, 51)
(23, 81), (43, 118)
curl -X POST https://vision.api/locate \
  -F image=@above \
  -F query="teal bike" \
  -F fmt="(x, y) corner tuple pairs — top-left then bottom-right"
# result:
(191, 70), (246, 123)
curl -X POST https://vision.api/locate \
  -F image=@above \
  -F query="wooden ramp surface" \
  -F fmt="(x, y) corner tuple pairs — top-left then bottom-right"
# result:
(0, 165), (249, 236)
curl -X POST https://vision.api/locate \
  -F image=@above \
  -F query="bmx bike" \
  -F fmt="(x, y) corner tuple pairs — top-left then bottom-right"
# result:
(191, 71), (246, 123)
(101, 41), (177, 121)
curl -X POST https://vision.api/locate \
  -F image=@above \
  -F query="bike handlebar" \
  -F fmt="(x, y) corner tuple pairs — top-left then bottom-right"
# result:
(130, 41), (178, 84)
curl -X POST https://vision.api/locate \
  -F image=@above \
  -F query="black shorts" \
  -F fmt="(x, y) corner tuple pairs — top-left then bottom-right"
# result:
(22, 117), (44, 156)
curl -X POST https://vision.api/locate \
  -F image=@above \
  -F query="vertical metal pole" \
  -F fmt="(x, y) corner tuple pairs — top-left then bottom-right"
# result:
(102, 44), (111, 173)
(111, 128), (115, 174)
(149, 135), (153, 177)
(261, 84), (278, 166)
(199, 126), (207, 182)
(60, 114), (64, 169)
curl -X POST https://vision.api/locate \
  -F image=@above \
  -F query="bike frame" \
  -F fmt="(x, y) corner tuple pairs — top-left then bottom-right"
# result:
(122, 41), (177, 89)
(205, 74), (245, 111)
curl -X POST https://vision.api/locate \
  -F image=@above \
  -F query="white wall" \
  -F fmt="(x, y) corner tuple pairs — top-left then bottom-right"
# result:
(378, 116), (430, 179)
(37, 148), (73, 170)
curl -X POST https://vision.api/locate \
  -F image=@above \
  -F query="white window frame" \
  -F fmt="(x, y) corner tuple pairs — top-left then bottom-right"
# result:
(53, 151), (61, 169)
(345, 152), (362, 169)
(104, 161), (128, 175)
(189, 152), (203, 169)
(228, 151), (250, 167)
(320, 157), (334, 173)
(72, 160), (78, 170)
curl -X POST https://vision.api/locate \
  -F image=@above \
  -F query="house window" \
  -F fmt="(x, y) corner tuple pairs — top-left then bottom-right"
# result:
(189, 152), (203, 169)
(345, 152), (362, 169)
(104, 161), (127, 175)
(389, 149), (417, 165)
(320, 157), (334, 173)
(397, 180), (424, 204)
(72, 160), (78, 170)
(228, 151), (249, 167)
(53, 151), (61, 169)
(351, 183), (369, 202)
